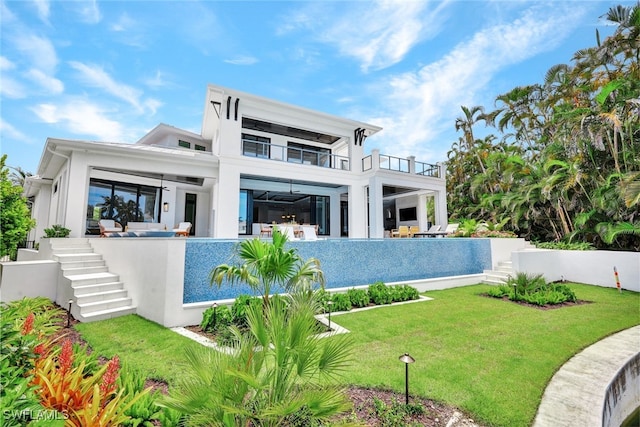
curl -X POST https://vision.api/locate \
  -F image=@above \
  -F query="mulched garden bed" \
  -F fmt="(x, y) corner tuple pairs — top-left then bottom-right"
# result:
(480, 293), (591, 310)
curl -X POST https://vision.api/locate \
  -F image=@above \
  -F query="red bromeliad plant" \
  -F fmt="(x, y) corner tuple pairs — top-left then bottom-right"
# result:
(31, 339), (148, 426)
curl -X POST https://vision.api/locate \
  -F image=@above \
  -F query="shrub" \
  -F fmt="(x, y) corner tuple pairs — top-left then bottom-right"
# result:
(200, 304), (232, 333)
(314, 289), (331, 313)
(535, 241), (595, 250)
(43, 225), (71, 238)
(231, 295), (262, 327)
(346, 288), (369, 308)
(390, 284), (420, 302)
(368, 282), (392, 305)
(488, 273), (579, 306)
(330, 293), (352, 312)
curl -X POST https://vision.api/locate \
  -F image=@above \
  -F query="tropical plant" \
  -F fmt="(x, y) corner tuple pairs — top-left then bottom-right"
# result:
(210, 228), (325, 305)
(446, 4), (640, 251)
(367, 282), (392, 305)
(330, 293), (352, 312)
(0, 155), (36, 260)
(200, 304), (232, 333)
(159, 294), (354, 426)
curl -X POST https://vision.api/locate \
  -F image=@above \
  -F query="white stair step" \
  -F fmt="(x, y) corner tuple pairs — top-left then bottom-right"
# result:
(52, 247), (94, 254)
(54, 253), (103, 262)
(75, 289), (129, 304)
(60, 260), (105, 269)
(78, 297), (133, 312)
(67, 272), (120, 286)
(77, 306), (137, 322)
(483, 278), (508, 285)
(496, 266), (514, 273)
(62, 266), (109, 276)
(73, 281), (124, 295)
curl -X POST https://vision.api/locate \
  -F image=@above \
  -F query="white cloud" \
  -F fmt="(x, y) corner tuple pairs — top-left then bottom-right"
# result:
(143, 70), (170, 89)
(0, 56), (16, 71)
(69, 61), (160, 114)
(31, 99), (124, 141)
(32, 0), (50, 23)
(0, 76), (27, 99)
(76, 0), (101, 24)
(365, 3), (583, 163)
(0, 118), (27, 140)
(110, 12), (135, 32)
(12, 34), (58, 74)
(282, 0), (449, 72)
(223, 56), (259, 66)
(25, 68), (64, 94)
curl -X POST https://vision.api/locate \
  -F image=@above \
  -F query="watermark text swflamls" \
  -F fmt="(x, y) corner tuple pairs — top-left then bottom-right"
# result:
(3, 409), (69, 421)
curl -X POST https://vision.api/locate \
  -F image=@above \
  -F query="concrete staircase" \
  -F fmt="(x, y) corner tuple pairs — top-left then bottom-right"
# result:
(51, 239), (136, 322)
(483, 240), (537, 285)
(483, 260), (514, 285)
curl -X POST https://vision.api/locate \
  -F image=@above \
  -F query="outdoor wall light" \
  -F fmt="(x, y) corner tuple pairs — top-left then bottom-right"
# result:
(399, 353), (415, 404)
(163, 202), (169, 212)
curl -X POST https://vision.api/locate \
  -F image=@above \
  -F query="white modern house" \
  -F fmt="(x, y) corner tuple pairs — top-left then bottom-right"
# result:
(24, 84), (448, 241)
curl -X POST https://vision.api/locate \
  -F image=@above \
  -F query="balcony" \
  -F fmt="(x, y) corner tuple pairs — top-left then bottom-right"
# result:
(362, 151), (441, 178)
(242, 139), (350, 170)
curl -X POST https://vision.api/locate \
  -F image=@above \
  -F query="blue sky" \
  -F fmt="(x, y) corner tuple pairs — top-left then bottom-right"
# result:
(0, 0), (628, 174)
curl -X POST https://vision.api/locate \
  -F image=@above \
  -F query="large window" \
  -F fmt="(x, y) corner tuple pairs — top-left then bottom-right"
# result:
(86, 179), (159, 234)
(287, 142), (330, 167)
(242, 134), (270, 158)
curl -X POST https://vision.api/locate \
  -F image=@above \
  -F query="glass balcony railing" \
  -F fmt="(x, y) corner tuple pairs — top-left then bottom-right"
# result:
(241, 139), (350, 171)
(362, 153), (440, 177)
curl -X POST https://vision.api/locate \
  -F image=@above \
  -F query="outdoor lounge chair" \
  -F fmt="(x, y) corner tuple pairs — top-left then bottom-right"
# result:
(173, 222), (192, 237)
(98, 219), (123, 237)
(423, 225), (442, 237)
(301, 225), (318, 241)
(409, 225), (420, 237)
(390, 225), (410, 238)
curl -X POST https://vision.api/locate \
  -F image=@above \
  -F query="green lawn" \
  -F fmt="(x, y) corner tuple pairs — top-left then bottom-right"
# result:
(333, 284), (640, 426)
(74, 283), (640, 427)
(74, 314), (202, 384)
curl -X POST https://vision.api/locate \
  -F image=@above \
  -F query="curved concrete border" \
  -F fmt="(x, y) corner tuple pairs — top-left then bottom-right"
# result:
(533, 325), (640, 427)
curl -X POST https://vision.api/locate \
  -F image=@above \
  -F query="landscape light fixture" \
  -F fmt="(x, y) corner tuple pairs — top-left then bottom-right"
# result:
(327, 300), (333, 331)
(399, 353), (415, 405)
(66, 299), (73, 328)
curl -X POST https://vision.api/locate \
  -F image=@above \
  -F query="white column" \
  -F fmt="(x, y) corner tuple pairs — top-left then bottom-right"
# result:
(348, 183), (367, 238)
(435, 189), (448, 227)
(368, 176), (385, 238)
(65, 152), (90, 237)
(214, 163), (241, 238)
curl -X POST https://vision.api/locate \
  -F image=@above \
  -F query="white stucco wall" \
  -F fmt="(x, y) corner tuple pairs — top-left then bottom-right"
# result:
(0, 260), (59, 302)
(513, 249), (640, 292)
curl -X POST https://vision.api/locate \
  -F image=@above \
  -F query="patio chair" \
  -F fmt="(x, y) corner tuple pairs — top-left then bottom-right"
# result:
(390, 225), (410, 238)
(260, 223), (272, 237)
(98, 219), (123, 237)
(173, 222), (192, 237)
(409, 225), (420, 237)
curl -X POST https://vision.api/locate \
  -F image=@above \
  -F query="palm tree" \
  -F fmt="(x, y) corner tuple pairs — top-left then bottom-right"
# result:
(210, 228), (325, 305)
(8, 166), (32, 188)
(159, 295), (353, 426)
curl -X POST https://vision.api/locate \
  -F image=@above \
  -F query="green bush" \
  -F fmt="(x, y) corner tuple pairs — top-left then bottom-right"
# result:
(43, 225), (71, 238)
(368, 282), (392, 305)
(488, 273), (579, 306)
(231, 295), (262, 327)
(535, 241), (595, 250)
(314, 289), (331, 314)
(330, 293), (352, 312)
(200, 304), (232, 333)
(346, 288), (369, 308)
(390, 284), (420, 302)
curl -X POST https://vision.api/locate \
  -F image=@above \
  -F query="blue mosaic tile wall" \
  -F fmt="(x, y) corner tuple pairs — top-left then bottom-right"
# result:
(184, 238), (492, 303)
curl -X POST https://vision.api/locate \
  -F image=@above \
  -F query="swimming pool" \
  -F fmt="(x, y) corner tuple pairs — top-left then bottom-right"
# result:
(183, 238), (492, 303)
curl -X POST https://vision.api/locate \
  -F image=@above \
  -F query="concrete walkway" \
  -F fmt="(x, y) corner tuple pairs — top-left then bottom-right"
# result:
(533, 325), (640, 427)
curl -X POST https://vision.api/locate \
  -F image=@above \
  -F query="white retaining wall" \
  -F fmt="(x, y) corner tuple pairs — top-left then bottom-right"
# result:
(513, 249), (640, 292)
